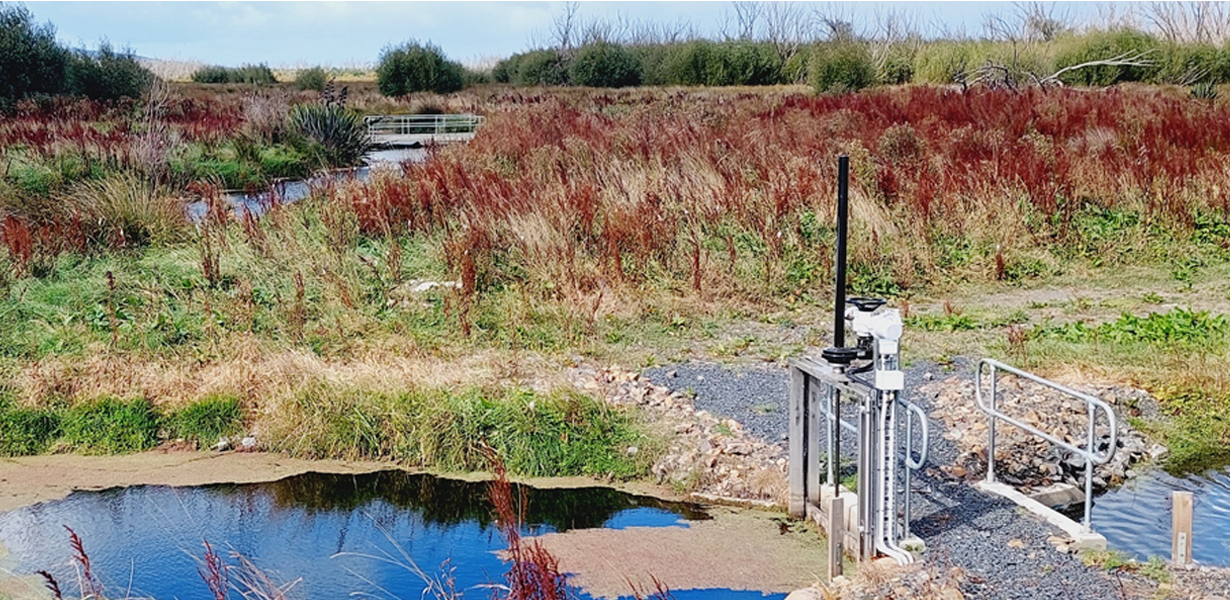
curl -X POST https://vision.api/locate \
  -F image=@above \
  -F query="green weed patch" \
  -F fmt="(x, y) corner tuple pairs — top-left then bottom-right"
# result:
(271, 386), (656, 479)
(1032, 308), (1229, 347)
(0, 404), (61, 456)
(61, 397), (161, 454)
(167, 395), (244, 444)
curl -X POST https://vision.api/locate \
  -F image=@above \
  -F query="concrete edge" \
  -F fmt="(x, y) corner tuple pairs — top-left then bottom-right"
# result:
(975, 481), (1106, 550)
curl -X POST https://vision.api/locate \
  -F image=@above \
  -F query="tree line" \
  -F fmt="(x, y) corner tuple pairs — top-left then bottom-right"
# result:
(0, 5), (152, 107)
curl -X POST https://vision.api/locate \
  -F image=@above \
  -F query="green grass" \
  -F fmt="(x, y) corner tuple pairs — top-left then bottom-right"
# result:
(167, 394), (244, 443)
(0, 383), (652, 480)
(0, 402), (61, 456)
(270, 385), (657, 479)
(61, 396), (160, 454)
(1135, 388), (1230, 474)
(1031, 307), (1229, 347)
(1079, 550), (1171, 583)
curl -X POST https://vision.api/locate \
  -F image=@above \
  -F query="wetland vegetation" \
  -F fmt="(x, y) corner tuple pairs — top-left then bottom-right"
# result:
(2, 2), (1230, 484)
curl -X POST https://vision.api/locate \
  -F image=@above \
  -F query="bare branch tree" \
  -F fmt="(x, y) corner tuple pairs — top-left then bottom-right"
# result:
(763, 2), (810, 63)
(1145, 1), (1230, 44)
(732, 1), (764, 40)
(1018, 1), (1072, 42)
(1036, 51), (1155, 87)
(551, 1), (582, 55)
(1094, 3), (1143, 32)
(812, 2), (858, 42)
(865, 7), (922, 84)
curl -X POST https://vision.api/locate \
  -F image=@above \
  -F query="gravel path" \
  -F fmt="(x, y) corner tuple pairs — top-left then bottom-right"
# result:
(644, 358), (1132, 600)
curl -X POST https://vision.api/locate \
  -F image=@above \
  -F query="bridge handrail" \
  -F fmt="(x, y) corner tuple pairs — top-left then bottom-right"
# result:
(364, 114), (485, 136)
(975, 358), (1118, 531)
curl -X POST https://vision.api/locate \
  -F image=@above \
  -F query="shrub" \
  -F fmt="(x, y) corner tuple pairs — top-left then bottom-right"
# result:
(288, 102), (373, 167)
(1153, 43), (1221, 84)
(0, 5), (69, 105)
(1052, 29), (1159, 86)
(493, 49), (572, 87)
(491, 57), (514, 83)
(512, 49), (570, 86)
(463, 67), (492, 87)
(783, 48), (811, 84)
(68, 174), (191, 248)
(720, 41), (782, 86)
(663, 40), (782, 87)
(912, 41), (985, 84)
(810, 42), (876, 93)
(190, 65), (231, 84)
(631, 44), (673, 86)
(878, 43), (917, 85)
(569, 42), (642, 88)
(376, 40), (465, 96)
(168, 395), (243, 444)
(662, 40), (720, 86)
(64, 43), (153, 101)
(61, 397), (160, 454)
(191, 63), (277, 85)
(294, 66), (329, 91)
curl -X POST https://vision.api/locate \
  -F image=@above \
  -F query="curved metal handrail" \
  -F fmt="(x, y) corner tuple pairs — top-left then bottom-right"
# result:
(902, 399), (929, 470)
(975, 359), (1118, 465)
(974, 358), (1118, 531)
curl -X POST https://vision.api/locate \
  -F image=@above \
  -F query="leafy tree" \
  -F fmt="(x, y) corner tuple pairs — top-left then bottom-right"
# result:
(377, 41), (465, 96)
(810, 42), (876, 93)
(0, 5), (69, 103)
(569, 42), (641, 88)
(65, 43), (153, 100)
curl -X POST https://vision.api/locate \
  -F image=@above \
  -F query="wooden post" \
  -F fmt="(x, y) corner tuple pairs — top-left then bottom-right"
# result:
(788, 365), (807, 518)
(827, 496), (844, 581)
(1172, 491), (1193, 565)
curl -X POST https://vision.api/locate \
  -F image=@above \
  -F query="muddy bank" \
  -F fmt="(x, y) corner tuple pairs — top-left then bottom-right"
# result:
(0, 451), (397, 514)
(0, 451), (691, 515)
(532, 507), (825, 599)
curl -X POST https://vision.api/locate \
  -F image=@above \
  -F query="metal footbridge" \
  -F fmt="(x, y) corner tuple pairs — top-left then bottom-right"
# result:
(364, 114), (484, 147)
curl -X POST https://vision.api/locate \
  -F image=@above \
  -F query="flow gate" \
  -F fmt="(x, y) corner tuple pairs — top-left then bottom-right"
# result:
(788, 156), (929, 565)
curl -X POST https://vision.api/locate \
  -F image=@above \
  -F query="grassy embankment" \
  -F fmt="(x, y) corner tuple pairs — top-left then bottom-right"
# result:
(3, 83), (1230, 477)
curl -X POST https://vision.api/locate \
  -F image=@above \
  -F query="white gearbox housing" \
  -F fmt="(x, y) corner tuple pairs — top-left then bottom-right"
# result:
(846, 308), (905, 391)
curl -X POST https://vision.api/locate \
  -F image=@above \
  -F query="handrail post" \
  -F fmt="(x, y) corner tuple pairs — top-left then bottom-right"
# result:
(903, 401), (912, 538)
(1084, 402), (1096, 532)
(986, 363), (998, 484)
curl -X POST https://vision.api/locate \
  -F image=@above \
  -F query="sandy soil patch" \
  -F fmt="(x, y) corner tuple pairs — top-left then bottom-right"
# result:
(0, 451), (393, 514)
(532, 507), (825, 599)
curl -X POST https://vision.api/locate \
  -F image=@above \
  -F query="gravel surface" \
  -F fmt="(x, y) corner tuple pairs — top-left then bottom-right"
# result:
(645, 357), (1133, 600)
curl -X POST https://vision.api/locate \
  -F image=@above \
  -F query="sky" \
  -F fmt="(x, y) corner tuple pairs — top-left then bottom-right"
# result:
(21, 1), (1118, 69)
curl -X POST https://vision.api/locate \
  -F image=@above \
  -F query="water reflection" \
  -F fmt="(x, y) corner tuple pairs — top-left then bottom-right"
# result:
(185, 147), (428, 222)
(1092, 468), (1230, 564)
(0, 471), (708, 600)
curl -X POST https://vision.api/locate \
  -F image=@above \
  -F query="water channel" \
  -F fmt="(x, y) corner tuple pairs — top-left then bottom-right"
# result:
(1091, 467), (1230, 564)
(186, 147), (428, 222)
(0, 471), (785, 600)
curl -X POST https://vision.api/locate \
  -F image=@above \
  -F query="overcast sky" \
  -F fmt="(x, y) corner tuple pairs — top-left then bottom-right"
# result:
(23, 1), (1116, 68)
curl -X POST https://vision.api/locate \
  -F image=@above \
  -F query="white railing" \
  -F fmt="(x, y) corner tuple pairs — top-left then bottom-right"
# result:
(975, 358), (1118, 532)
(363, 114), (485, 137)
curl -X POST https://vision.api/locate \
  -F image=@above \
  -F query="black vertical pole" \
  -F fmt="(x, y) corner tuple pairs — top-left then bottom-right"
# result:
(834, 155), (849, 349)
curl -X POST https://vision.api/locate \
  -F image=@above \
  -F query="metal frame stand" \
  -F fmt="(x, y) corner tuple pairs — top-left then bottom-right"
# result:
(788, 155), (928, 565)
